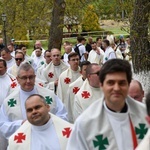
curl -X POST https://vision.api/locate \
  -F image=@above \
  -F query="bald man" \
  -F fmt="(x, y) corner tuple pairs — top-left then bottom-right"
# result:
(128, 80), (144, 102)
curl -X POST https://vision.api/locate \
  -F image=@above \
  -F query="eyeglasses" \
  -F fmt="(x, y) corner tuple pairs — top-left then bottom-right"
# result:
(70, 59), (80, 62)
(90, 71), (100, 76)
(18, 75), (35, 80)
(15, 58), (23, 61)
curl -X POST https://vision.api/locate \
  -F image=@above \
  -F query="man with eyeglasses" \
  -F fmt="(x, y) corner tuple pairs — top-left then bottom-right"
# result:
(42, 48), (68, 92)
(7, 51), (25, 77)
(73, 63), (103, 120)
(57, 52), (81, 107)
(0, 62), (68, 141)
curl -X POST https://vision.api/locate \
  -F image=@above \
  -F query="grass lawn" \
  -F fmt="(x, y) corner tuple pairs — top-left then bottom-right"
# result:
(23, 26), (129, 56)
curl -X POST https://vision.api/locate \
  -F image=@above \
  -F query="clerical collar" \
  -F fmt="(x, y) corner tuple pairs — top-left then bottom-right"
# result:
(32, 115), (51, 131)
(105, 102), (128, 113)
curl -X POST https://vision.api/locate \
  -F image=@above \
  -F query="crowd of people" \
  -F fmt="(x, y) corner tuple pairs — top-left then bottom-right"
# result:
(0, 35), (149, 150)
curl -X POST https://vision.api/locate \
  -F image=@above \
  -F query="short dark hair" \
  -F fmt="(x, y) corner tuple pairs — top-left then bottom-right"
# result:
(86, 63), (100, 76)
(0, 58), (7, 67)
(80, 61), (91, 70)
(103, 39), (110, 46)
(1, 47), (11, 53)
(146, 92), (150, 116)
(26, 94), (47, 106)
(91, 41), (97, 45)
(19, 44), (26, 49)
(44, 50), (51, 57)
(68, 52), (79, 61)
(64, 41), (71, 45)
(77, 36), (86, 42)
(96, 37), (102, 42)
(99, 59), (132, 85)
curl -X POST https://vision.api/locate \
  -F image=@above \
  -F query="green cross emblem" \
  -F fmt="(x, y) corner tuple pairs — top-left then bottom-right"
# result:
(41, 61), (44, 65)
(105, 57), (108, 61)
(8, 98), (17, 107)
(93, 134), (109, 150)
(135, 123), (148, 139)
(45, 96), (53, 104)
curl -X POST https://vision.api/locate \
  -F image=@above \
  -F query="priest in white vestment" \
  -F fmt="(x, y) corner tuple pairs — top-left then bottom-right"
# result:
(66, 61), (91, 123)
(136, 92), (150, 150)
(67, 59), (148, 150)
(8, 94), (72, 150)
(0, 62), (67, 140)
(42, 48), (68, 91)
(0, 48), (15, 69)
(73, 63), (103, 120)
(102, 39), (116, 64)
(57, 52), (81, 106)
(8, 51), (25, 77)
(88, 42), (104, 65)
(0, 59), (18, 150)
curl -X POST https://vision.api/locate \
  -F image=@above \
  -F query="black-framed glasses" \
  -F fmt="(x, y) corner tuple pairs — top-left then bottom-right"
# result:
(90, 71), (100, 76)
(15, 58), (23, 61)
(18, 75), (35, 81)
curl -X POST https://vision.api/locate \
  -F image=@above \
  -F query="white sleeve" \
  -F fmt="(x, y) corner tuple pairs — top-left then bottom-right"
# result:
(73, 95), (83, 121)
(108, 52), (116, 60)
(66, 88), (74, 123)
(0, 105), (22, 139)
(66, 119), (90, 150)
(52, 95), (68, 121)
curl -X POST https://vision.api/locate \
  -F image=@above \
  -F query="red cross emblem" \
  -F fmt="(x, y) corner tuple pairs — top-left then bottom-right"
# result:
(39, 83), (43, 87)
(64, 77), (71, 84)
(73, 87), (80, 94)
(14, 133), (26, 143)
(81, 91), (90, 99)
(48, 72), (54, 78)
(11, 82), (17, 88)
(62, 127), (72, 138)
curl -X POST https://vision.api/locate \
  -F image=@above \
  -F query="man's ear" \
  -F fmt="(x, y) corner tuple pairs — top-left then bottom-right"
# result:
(145, 116), (150, 125)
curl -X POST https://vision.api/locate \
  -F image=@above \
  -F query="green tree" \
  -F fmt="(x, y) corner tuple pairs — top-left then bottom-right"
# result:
(1, 0), (52, 41)
(82, 4), (101, 32)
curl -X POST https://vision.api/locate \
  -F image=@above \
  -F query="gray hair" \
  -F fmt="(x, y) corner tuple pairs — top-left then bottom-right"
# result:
(17, 62), (35, 77)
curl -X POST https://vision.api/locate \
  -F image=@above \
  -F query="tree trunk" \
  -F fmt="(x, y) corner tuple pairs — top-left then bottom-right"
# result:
(130, 0), (150, 94)
(48, 0), (66, 50)
(130, 0), (150, 73)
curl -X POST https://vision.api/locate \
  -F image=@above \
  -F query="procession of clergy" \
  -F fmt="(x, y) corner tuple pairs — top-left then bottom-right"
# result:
(0, 36), (149, 150)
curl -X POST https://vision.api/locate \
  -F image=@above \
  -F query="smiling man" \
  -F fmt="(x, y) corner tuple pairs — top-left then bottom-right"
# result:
(67, 59), (148, 150)
(8, 94), (72, 150)
(0, 62), (67, 141)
